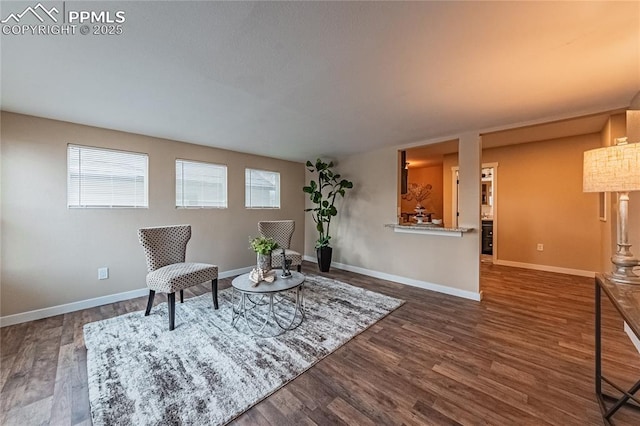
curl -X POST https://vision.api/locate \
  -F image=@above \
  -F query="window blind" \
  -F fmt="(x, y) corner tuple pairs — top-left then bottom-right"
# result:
(67, 145), (148, 208)
(245, 168), (280, 208)
(176, 159), (227, 208)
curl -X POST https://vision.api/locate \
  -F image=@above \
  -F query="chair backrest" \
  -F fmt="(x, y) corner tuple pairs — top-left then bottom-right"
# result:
(258, 220), (295, 249)
(138, 225), (191, 272)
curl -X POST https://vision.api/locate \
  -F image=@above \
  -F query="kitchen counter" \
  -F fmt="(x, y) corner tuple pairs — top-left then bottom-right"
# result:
(385, 223), (473, 237)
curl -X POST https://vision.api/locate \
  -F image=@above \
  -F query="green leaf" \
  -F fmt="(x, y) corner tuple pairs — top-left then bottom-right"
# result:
(303, 159), (353, 250)
(249, 236), (279, 255)
(315, 236), (331, 248)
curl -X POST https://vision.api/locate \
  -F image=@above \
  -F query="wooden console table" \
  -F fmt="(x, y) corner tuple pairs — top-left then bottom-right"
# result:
(595, 273), (640, 424)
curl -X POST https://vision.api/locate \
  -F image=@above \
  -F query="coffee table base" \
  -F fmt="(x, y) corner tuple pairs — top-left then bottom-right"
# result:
(231, 286), (305, 337)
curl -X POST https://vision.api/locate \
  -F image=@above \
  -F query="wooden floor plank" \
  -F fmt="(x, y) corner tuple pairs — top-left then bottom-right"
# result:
(1, 261), (639, 425)
(327, 396), (377, 426)
(49, 344), (74, 426)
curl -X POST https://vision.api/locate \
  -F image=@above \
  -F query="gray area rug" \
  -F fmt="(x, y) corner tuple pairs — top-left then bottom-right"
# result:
(83, 274), (404, 425)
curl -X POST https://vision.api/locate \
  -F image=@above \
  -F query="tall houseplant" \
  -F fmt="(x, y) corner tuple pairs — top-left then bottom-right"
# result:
(303, 159), (354, 272)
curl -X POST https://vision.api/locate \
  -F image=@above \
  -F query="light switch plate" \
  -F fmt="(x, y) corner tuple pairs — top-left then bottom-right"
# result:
(98, 267), (109, 280)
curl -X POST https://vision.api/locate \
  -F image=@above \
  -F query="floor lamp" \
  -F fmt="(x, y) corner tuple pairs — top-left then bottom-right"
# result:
(583, 138), (640, 284)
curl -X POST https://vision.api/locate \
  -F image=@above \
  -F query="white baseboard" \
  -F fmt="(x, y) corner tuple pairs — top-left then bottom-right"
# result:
(0, 288), (149, 328)
(303, 255), (481, 301)
(220, 266), (254, 279)
(493, 259), (595, 278)
(0, 265), (254, 328)
(624, 322), (640, 353)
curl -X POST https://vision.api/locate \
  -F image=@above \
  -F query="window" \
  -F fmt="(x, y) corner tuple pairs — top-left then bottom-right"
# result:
(67, 145), (148, 208)
(245, 168), (280, 208)
(176, 159), (227, 208)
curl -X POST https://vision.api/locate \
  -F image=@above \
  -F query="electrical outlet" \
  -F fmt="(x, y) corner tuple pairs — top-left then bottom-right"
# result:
(537, 244), (544, 251)
(98, 267), (109, 280)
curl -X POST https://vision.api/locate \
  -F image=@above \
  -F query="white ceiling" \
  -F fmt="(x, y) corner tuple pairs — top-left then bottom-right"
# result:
(2, 1), (639, 162)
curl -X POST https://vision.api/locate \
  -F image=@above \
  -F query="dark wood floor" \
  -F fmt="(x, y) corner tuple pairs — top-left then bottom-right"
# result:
(2, 261), (640, 425)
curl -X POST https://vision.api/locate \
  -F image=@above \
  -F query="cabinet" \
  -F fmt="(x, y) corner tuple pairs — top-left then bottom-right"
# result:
(481, 167), (493, 206)
(482, 220), (493, 255)
(481, 181), (493, 205)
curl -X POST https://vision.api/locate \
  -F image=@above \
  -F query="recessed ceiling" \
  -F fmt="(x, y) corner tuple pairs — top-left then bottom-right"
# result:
(481, 110), (623, 149)
(405, 139), (459, 168)
(1, 1), (638, 162)
(404, 109), (623, 167)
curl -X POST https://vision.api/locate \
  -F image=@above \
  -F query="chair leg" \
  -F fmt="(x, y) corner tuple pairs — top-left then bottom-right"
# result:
(212, 279), (219, 310)
(180, 289), (184, 303)
(297, 264), (302, 272)
(145, 290), (155, 316)
(168, 292), (176, 331)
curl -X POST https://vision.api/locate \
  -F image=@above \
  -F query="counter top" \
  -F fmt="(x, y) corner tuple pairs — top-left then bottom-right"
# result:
(385, 223), (473, 237)
(596, 273), (640, 337)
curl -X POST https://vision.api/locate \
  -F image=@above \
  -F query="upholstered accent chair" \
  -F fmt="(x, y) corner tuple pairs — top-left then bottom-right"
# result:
(258, 220), (302, 272)
(138, 225), (218, 331)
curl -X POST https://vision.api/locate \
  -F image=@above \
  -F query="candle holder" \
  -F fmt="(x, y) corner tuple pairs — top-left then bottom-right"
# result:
(280, 248), (292, 278)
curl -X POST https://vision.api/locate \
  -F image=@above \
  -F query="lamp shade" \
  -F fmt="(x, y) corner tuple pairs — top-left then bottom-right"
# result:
(583, 142), (640, 193)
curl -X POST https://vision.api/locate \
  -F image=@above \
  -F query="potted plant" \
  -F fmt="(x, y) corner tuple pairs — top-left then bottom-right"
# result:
(249, 236), (279, 272)
(303, 159), (354, 272)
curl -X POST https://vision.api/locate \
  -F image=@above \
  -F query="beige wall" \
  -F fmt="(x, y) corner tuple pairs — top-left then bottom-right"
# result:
(482, 133), (602, 272)
(0, 112), (305, 317)
(305, 133), (482, 295)
(401, 165), (444, 219)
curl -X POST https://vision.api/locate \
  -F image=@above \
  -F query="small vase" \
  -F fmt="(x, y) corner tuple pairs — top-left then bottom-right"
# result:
(257, 253), (271, 273)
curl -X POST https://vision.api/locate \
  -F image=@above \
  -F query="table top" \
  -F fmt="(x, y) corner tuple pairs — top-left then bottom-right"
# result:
(596, 273), (640, 338)
(232, 270), (305, 294)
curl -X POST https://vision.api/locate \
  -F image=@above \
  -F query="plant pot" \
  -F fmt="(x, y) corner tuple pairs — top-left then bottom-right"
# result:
(316, 246), (333, 272)
(257, 253), (271, 273)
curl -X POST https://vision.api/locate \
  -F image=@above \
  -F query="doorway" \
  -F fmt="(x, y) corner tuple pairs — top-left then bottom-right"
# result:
(481, 163), (498, 264)
(450, 162), (498, 262)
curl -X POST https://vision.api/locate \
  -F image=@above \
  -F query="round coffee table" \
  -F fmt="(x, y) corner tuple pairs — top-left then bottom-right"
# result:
(231, 271), (305, 337)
